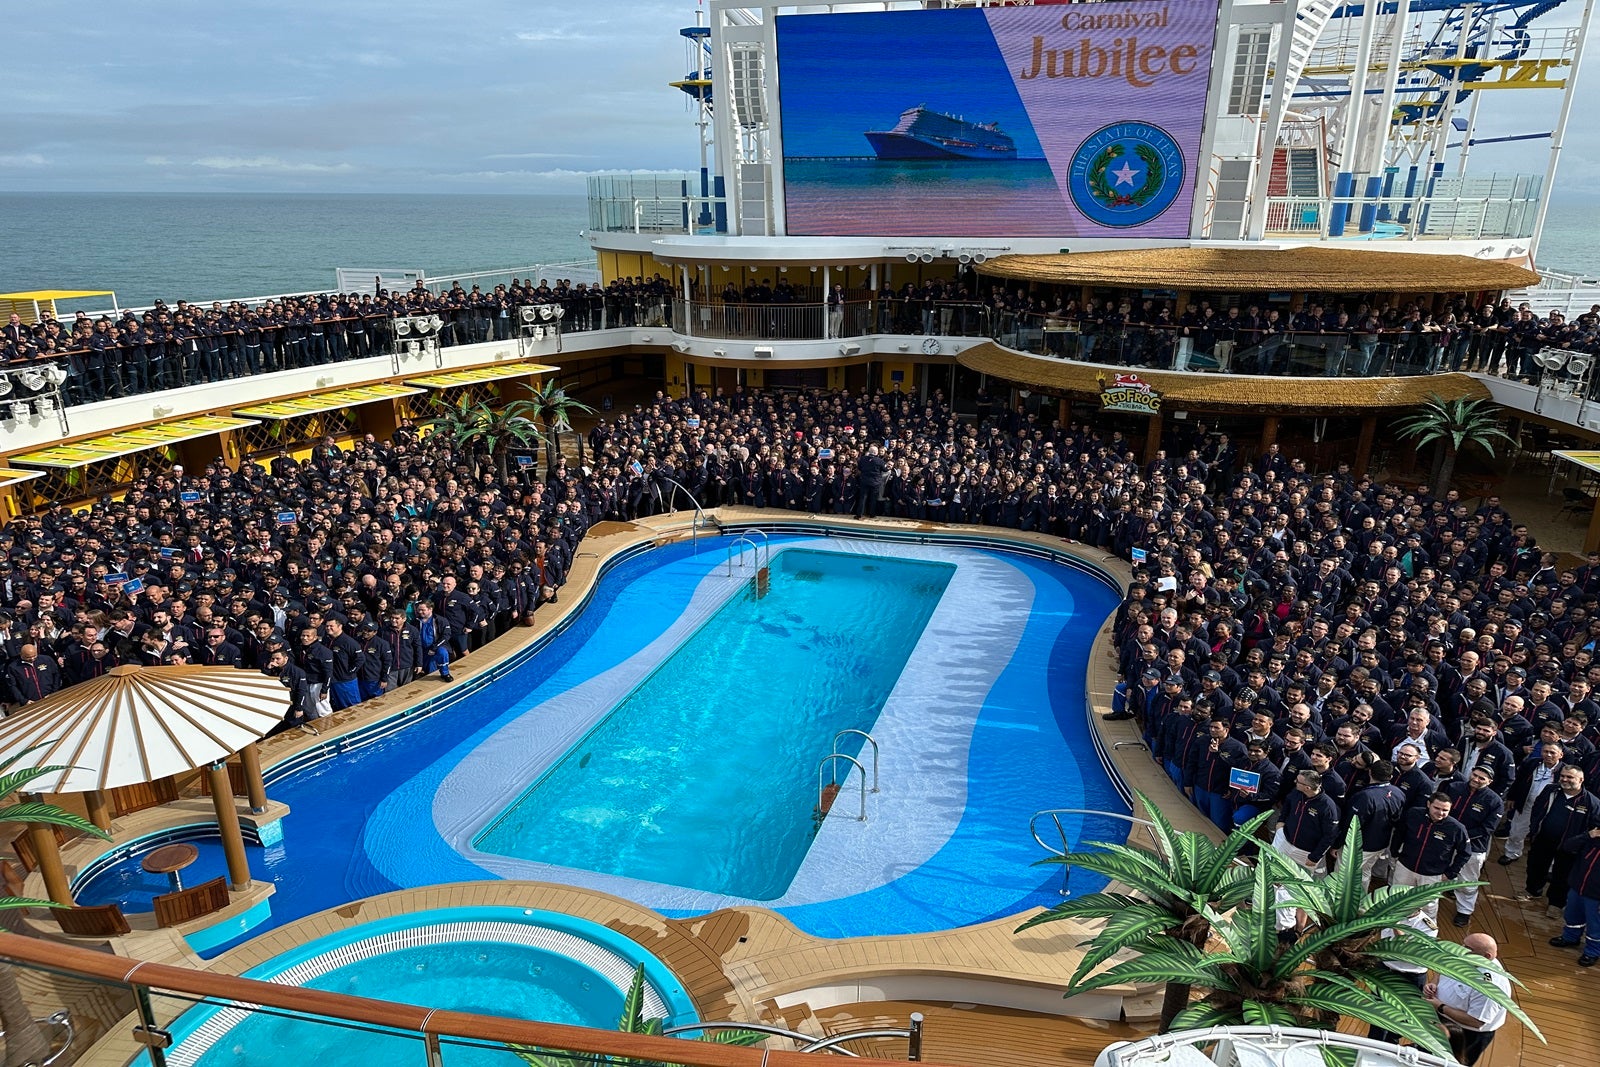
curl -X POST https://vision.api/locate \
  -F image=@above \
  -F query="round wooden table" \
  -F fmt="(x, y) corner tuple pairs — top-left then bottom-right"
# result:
(141, 843), (199, 892)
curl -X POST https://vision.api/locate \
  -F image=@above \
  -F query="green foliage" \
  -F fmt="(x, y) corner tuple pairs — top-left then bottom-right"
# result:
(1390, 394), (1514, 457)
(1025, 808), (1542, 1059)
(511, 964), (763, 1067)
(0, 741), (112, 912)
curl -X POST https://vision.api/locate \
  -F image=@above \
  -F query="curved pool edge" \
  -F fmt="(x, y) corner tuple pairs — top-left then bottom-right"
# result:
(41, 511), (1156, 964)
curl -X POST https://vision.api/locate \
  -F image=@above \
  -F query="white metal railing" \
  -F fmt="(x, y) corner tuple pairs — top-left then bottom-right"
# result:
(1262, 191), (1541, 239)
(1509, 269), (1600, 319)
(1096, 1026), (1459, 1067)
(587, 173), (725, 234)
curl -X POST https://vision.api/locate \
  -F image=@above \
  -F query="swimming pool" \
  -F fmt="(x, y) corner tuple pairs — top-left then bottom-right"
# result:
(168, 906), (696, 1067)
(474, 548), (955, 900)
(76, 532), (1125, 951)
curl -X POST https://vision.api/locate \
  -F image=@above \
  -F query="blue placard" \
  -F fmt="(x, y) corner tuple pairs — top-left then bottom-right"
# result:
(104, 572), (129, 586)
(1229, 768), (1262, 794)
(1131, 547), (1148, 563)
(515, 455), (535, 468)
(180, 491), (201, 503)
(122, 577), (144, 595)
(818, 448), (834, 460)
(159, 547), (180, 559)
(686, 416), (700, 429)
(630, 460), (644, 476)
(276, 510), (298, 526)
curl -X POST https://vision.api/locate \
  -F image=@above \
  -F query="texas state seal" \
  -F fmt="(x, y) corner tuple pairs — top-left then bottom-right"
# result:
(1067, 121), (1184, 228)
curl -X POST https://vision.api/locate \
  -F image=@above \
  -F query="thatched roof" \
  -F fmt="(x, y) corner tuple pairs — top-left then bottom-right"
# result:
(956, 342), (1493, 412)
(978, 246), (1539, 294)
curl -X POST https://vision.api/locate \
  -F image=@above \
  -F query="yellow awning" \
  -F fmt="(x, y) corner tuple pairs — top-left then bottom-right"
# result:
(1555, 450), (1600, 476)
(0, 290), (115, 301)
(0, 468), (44, 486)
(235, 382), (424, 420)
(407, 362), (559, 390)
(11, 415), (258, 469)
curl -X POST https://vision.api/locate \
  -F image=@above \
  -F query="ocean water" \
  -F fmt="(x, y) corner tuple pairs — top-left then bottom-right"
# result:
(1, 191), (1596, 306)
(0, 192), (592, 306)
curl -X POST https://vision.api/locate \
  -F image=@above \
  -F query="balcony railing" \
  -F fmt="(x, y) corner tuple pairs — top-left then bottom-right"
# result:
(1262, 176), (1542, 240)
(670, 299), (995, 342)
(1001, 314), (1517, 380)
(1097, 1026), (1457, 1067)
(587, 173), (727, 235)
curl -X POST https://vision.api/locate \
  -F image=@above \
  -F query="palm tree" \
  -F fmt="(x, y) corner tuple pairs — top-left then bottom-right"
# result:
(1391, 394), (1514, 497)
(512, 963), (762, 1067)
(522, 381), (596, 472)
(1042, 817), (1541, 1060)
(1017, 792), (1269, 1029)
(430, 397), (549, 483)
(0, 743), (112, 1067)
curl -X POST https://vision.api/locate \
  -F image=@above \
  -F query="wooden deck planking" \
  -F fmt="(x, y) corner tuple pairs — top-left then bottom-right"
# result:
(815, 1000), (1152, 1067)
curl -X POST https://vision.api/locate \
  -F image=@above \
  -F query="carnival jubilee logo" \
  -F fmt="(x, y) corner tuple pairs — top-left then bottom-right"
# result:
(1068, 121), (1184, 228)
(1099, 372), (1162, 415)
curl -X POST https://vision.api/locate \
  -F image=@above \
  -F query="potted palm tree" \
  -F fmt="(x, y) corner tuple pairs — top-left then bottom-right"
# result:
(0, 743), (112, 1067)
(1018, 794), (1265, 1030)
(522, 380), (596, 473)
(430, 397), (550, 483)
(1022, 804), (1541, 1060)
(1391, 394), (1513, 497)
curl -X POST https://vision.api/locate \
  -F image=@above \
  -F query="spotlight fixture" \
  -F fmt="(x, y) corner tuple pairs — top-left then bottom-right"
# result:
(839, 343), (860, 356)
(919, 252), (934, 264)
(8, 401), (29, 421)
(753, 346), (773, 358)
(713, 348), (728, 357)
(672, 340), (691, 353)
(520, 307), (540, 324)
(18, 371), (45, 392)
(394, 318), (412, 337)
(0, 378), (12, 398)
(41, 365), (68, 386)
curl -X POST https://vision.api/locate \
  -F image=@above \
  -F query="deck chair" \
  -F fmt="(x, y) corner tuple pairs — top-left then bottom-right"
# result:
(56, 903), (132, 938)
(1558, 486), (1595, 520)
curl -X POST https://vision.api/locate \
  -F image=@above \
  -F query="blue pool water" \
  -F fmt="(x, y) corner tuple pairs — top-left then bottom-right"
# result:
(74, 534), (1126, 954)
(475, 549), (954, 899)
(170, 906), (695, 1067)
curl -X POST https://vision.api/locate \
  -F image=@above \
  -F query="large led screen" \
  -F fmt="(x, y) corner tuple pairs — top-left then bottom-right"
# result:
(776, 3), (1219, 238)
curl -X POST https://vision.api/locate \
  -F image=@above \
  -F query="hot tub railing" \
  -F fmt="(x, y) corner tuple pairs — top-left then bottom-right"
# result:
(0, 933), (964, 1067)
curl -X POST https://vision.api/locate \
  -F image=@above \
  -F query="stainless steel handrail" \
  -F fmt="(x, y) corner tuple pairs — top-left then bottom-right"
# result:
(655, 475), (711, 554)
(1029, 808), (1158, 896)
(818, 753), (868, 822)
(833, 729), (879, 793)
(727, 535), (763, 576)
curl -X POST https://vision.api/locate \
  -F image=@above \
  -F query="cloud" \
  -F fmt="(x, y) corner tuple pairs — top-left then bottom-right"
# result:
(514, 29), (592, 42)
(352, 52), (401, 68)
(193, 156), (355, 173)
(483, 152), (594, 160)
(0, 153), (46, 167)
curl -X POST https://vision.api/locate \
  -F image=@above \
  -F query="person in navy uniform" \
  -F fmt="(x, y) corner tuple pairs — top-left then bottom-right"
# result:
(1552, 824), (1600, 966)
(1525, 764), (1600, 908)
(1447, 766), (1505, 926)
(1344, 760), (1408, 886)
(412, 601), (454, 683)
(382, 609), (424, 692)
(1390, 791), (1472, 921)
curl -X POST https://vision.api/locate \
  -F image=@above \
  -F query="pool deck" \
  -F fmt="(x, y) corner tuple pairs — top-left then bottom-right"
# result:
(57, 509), (1176, 1067)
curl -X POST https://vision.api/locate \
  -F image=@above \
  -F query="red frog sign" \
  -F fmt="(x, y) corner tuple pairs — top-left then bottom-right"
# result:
(1099, 371), (1162, 415)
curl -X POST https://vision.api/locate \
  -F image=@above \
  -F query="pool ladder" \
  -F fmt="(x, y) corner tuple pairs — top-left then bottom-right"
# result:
(816, 730), (880, 823)
(1029, 808), (1158, 896)
(727, 530), (771, 595)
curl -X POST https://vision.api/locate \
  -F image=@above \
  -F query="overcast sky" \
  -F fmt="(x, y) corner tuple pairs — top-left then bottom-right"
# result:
(1, 0), (1597, 198)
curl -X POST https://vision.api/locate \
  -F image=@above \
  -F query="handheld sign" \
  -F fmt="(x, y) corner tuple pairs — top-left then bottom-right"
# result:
(123, 577), (145, 595)
(1229, 768), (1262, 794)
(515, 455), (535, 468)
(180, 491), (202, 503)
(818, 448), (834, 460)
(276, 510), (298, 526)
(105, 572), (129, 586)
(1131, 547), (1148, 564)
(630, 460), (644, 476)
(686, 416), (700, 429)
(159, 547), (180, 559)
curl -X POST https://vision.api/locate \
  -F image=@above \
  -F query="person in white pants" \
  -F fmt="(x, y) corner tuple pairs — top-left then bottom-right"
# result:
(1449, 766), (1505, 927)
(1500, 741), (1564, 863)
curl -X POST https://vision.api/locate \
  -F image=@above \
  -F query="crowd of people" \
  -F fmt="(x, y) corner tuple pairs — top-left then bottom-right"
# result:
(0, 380), (1589, 1046)
(0, 275), (679, 406)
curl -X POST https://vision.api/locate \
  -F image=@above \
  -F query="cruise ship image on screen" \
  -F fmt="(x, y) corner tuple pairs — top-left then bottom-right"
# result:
(863, 105), (1018, 160)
